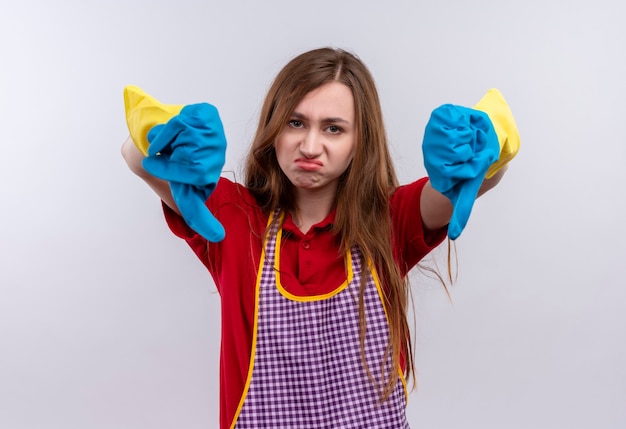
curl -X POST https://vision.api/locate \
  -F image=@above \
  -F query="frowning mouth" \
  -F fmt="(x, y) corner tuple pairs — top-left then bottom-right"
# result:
(295, 158), (323, 171)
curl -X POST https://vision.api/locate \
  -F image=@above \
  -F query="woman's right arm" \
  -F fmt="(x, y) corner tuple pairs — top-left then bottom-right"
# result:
(121, 136), (181, 215)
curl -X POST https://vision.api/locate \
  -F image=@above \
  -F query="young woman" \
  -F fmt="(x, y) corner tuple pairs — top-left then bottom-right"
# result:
(122, 47), (507, 428)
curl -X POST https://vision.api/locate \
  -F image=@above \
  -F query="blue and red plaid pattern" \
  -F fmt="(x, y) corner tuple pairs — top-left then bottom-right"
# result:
(234, 211), (409, 428)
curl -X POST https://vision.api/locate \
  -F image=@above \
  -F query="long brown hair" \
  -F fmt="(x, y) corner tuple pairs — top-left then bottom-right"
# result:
(244, 47), (412, 400)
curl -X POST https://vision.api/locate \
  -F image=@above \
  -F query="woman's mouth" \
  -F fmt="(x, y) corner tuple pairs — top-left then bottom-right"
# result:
(295, 159), (323, 171)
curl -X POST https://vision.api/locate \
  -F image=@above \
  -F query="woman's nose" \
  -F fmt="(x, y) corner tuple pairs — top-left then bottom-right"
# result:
(300, 130), (323, 158)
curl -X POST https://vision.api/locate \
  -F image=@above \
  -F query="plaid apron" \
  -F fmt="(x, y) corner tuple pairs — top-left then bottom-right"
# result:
(233, 212), (409, 428)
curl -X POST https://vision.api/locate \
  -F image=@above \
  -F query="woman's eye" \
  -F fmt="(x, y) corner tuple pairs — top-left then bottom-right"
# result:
(289, 120), (303, 128)
(327, 125), (342, 134)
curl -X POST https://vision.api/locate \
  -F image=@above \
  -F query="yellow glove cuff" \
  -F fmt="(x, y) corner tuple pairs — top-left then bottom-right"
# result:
(123, 85), (184, 156)
(473, 88), (520, 178)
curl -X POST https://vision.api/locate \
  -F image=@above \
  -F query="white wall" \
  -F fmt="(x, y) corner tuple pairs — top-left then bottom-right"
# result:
(1, 0), (624, 428)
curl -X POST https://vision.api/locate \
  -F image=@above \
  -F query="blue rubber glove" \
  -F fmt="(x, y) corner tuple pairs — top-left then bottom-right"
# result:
(422, 104), (500, 240)
(142, 103), (227, 242)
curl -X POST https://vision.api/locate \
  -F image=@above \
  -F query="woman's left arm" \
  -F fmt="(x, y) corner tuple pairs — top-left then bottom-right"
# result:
(420, 166), (508, 231)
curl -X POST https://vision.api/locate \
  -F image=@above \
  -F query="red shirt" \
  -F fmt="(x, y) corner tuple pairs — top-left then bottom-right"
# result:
(163, 176), (446, 428)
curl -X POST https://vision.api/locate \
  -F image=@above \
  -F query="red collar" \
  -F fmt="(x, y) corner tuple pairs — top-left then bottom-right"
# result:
(282, 209), (336, 235)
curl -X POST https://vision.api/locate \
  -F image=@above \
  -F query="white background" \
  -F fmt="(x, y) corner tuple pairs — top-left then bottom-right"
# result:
(1, 0), (625, 428)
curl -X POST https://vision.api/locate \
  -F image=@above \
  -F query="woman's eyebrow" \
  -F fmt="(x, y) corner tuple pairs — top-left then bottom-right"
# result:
(291, 111), (351, 124)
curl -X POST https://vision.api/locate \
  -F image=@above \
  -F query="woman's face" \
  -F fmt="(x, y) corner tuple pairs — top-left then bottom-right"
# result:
(275, 81), (357, 198)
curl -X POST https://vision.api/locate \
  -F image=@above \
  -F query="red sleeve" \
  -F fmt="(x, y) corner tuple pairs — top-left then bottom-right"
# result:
(390, 177), (448, 276)
(161, 177), (267, 291)
(162, 202), (212, 271)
